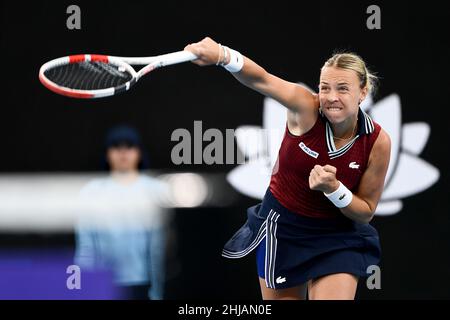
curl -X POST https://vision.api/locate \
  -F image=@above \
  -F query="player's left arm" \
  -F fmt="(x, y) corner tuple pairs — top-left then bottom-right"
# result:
(309, 129), (391, 224)
(340, 129), (391, 223)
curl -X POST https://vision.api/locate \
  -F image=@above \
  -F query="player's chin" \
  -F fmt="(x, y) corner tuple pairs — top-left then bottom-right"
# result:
(322, 108), (346, 123)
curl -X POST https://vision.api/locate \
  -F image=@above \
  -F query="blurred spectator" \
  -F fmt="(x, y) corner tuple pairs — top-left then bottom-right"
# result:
(74, 125), (170, 300)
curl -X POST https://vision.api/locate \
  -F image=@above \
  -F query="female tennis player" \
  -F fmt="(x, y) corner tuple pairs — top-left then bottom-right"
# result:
(185, 37), (391, 300)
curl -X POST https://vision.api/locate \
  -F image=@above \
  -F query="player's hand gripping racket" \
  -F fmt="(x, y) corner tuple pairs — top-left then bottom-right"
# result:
(39, 51), (197, 99)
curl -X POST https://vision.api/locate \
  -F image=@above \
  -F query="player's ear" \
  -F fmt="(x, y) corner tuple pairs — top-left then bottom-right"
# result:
(359, 86), (368, 104)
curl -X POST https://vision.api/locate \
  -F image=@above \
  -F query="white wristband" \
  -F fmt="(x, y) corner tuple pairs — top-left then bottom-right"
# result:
(323, 181), (353, 208)
(223, 46), (244, 73)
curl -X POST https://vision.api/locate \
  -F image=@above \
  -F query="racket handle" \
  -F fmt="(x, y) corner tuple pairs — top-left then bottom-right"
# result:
(157, 50), (198, 67)
(116, 51), (198, 65)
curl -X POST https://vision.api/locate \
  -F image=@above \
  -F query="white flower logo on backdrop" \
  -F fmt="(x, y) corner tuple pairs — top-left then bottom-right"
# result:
(227, 84), (440, 216)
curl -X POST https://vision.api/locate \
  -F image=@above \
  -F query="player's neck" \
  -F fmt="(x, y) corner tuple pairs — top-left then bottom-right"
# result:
(331, 114), (358, 140)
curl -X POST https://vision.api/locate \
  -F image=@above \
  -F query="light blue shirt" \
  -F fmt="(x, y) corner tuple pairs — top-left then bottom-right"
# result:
(74, 174), (170, 299)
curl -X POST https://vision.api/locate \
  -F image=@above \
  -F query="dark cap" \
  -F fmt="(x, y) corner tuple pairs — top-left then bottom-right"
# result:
(103, 125), (150, 170)
(105, 125), (142, 149)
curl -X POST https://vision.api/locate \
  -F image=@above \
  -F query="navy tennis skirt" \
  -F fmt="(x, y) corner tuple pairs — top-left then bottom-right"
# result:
(222, 188), (381, 289)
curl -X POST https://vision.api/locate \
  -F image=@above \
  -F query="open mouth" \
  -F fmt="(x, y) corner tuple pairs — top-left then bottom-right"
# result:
(326, 106), (343, 111)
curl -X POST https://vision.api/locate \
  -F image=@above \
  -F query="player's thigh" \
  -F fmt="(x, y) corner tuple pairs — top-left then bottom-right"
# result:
(308, 273), (359, 300)
(259, 277), (307, 300)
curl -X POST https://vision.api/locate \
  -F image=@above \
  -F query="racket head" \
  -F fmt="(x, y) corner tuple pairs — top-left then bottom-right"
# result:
(39, 54), (140, 99)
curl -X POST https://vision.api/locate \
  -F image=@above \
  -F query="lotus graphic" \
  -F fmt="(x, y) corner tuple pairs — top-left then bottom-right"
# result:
(227, 86), (440, 216)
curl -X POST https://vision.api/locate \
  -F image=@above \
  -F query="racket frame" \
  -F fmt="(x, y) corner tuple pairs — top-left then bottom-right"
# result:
(39, 51), (197, 99)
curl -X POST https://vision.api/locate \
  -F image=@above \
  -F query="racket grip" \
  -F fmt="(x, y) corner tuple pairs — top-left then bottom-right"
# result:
(158, 51), (198, 67)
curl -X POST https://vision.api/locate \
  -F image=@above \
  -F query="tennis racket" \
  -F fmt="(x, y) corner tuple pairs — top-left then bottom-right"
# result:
(39, 51), (197, 99)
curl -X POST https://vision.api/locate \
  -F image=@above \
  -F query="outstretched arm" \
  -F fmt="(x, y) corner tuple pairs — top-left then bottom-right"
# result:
(184, 37), (319, 114)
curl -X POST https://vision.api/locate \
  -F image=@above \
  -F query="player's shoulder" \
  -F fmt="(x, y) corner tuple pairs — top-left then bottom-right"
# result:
(375, 125), (390, 144)
(371, 127), (391, 157)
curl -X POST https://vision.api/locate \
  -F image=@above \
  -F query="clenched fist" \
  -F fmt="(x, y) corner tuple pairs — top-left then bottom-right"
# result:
(184, 37), (222, 66)
(309, 165), (340, 194)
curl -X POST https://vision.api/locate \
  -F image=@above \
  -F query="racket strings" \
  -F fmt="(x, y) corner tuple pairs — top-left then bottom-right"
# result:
(44, 62), (133, 90)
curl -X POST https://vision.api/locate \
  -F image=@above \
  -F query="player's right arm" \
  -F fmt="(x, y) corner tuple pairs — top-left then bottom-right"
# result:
(184, 37), (319, 114)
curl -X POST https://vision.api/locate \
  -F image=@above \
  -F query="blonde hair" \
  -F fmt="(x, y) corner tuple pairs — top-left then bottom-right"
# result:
(323, 52), (378, 94)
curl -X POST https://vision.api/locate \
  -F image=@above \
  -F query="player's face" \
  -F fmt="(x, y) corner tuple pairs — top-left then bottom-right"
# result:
(318, 66), (367, 124)
(107, 145), (141, 173)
